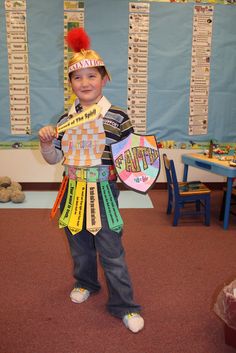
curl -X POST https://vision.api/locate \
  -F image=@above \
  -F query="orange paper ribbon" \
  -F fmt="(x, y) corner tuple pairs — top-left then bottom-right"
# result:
(50, 175), (69, 219)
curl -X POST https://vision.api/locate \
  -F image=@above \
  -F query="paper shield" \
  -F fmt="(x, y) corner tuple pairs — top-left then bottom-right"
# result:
(111, 133), (160, 194)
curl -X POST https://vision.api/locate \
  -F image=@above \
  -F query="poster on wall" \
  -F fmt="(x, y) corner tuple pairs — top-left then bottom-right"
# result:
(127, 2), (150, 135)
(188, 5), (213, 136)
(5, 0), (31, 136)
(64, 1), (85, 111)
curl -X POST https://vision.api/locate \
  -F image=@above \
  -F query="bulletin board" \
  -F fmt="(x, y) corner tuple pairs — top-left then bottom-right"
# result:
(0, 0), (236, 150)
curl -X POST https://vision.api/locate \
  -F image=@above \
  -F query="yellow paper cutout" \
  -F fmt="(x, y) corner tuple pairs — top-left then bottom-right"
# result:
(57, 104), (101, 135)
(86, 182), (102, 235)
(59, 179), (76, 228)
(68, 181), (86, 235)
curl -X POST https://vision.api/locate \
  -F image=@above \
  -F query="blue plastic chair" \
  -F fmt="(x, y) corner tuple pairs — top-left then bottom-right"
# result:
(219, 187), (236, 221)
(163, 153), (211, 226)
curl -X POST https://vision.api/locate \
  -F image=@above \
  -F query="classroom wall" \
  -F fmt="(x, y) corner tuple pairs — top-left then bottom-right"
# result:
(0, 0), (233, 185)
(1, 0), (236, 146)
(1, 149), (225, 183)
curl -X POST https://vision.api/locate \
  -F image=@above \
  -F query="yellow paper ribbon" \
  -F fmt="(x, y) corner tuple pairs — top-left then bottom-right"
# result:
(59, 179), (76, 228)
(56, 104), (101, 135)
(86, 182), (102, 236)
(68, 181), (86, 235)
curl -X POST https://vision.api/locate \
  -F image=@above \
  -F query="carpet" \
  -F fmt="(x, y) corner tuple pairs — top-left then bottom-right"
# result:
(0, 190), (153, 209)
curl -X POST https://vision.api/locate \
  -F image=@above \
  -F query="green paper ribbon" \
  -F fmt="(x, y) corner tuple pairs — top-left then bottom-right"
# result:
(100, 181), (123, 233)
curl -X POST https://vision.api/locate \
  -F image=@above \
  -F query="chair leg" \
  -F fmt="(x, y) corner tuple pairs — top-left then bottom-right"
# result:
(196, 200), (201, 212)
(219, 191), (226, 221)
(167, 193), (173, 214)
(205, 197), (210, 226)
(173, 205), (180, 226)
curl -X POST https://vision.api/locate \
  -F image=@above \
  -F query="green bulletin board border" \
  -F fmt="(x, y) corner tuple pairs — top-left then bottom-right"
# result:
(137, 0), (236, 4)
(0, 140), (235, 151)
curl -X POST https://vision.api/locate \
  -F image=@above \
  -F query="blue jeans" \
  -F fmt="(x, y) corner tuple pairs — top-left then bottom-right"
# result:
(61, 181), (141, 318)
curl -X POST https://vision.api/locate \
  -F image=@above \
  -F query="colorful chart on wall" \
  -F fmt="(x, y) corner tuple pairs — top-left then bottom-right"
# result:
(0, 0), (236, 150)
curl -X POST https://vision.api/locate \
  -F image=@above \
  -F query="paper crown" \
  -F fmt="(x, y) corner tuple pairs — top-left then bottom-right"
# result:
(66, 28), (111, 80)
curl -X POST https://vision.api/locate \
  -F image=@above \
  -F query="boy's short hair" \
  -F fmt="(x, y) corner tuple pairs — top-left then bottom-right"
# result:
(96, 66), (107, 78)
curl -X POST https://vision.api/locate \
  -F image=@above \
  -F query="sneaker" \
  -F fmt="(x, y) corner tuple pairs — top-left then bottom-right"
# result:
(70, 287), (90, 304)
(123, 313), (144, 333)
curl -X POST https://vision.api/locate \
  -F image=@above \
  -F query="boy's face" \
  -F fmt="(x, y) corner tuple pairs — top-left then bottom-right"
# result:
(69, 67), (107, 107)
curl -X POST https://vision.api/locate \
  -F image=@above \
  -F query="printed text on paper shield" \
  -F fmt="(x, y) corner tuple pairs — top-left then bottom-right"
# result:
(111, 133), (160, 194)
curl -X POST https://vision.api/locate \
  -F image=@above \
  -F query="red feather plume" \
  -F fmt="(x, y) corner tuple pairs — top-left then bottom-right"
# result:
(66, 28), (90, 52)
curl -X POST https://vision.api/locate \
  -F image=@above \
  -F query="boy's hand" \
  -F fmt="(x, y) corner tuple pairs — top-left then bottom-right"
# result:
(38, 126), (56, 144)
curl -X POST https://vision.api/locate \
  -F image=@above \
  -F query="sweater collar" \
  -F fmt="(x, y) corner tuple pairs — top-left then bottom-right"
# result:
(68, 96), (111, 118)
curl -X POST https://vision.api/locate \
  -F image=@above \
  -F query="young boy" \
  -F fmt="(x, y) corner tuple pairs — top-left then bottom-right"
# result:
(38, 28), (144, 333)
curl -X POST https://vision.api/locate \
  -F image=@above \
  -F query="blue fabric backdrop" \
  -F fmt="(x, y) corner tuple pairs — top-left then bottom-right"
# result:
(0, 0), (235, 144)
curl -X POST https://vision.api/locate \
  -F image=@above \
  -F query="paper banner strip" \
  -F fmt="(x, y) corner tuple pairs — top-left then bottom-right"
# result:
(188, 5), (214, 136)
(5, 0), (31, 135)
(86, 182), (102, 235)
(50, 175), (69, 219)
(59, 179), (76, 228)
(127, 2), (150, 134)
(56, 104), (101, 135)
(67, 181), (86, 235)
(100, 181), (123, 233)
(64, 1), (85, 110)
